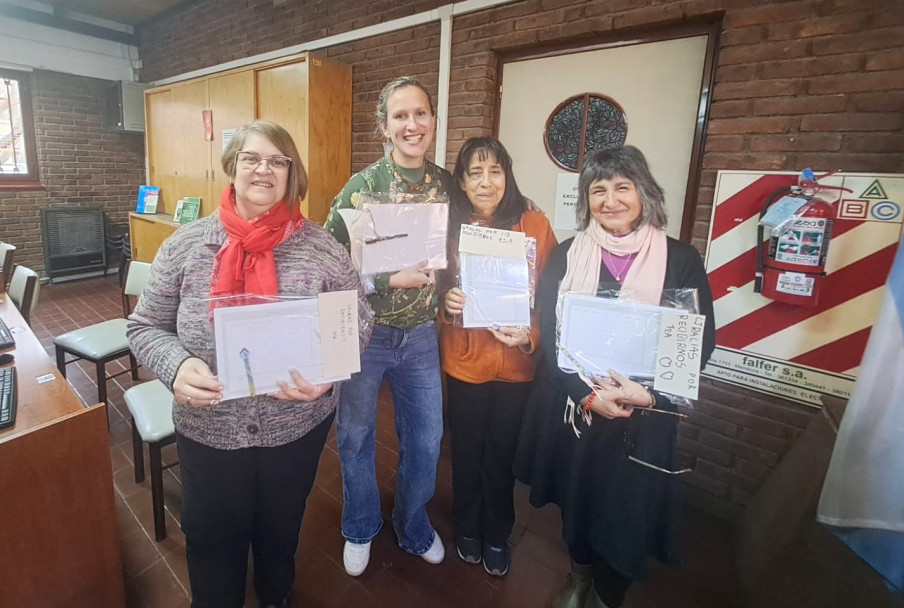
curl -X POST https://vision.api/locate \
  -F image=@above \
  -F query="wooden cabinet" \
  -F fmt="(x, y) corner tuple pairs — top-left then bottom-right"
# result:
(143, 51), (351, 228)
(129, 212), (179, 263)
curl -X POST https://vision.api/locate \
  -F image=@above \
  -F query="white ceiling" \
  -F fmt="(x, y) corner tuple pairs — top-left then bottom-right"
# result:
(40, 0), (187, 25)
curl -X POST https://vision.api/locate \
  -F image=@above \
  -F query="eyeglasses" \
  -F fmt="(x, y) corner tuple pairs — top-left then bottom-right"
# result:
(235, 151), (292, 172)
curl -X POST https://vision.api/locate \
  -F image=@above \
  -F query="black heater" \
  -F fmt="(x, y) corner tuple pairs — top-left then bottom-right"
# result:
(41, 207), (106, 282)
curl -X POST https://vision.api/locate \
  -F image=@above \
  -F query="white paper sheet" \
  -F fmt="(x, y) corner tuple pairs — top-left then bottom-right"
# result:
(557, 294), (674, 378)
(213, 296), (356, 401)
(460, 252), (531, 328)
(353, 202), (449, 275)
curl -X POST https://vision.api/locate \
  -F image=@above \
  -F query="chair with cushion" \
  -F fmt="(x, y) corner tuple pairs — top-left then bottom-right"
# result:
(0, 242), (15, 289)
(54, 260), (152, 408)
(8, 265), (41, 325)
(125, 379), (177, 541)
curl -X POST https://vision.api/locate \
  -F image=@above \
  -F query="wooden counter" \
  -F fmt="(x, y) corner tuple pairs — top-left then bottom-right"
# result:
(0, 296), (125, 607)
(130, 211), (180, 263)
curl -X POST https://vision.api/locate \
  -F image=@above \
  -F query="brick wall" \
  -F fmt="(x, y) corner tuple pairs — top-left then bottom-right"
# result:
(0, 71), (145, 273)
(137, 0), (904, 513)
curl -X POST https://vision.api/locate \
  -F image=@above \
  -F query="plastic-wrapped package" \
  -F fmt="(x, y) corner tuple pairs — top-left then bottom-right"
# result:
(202, 293), (362, 400)
(456, 234), (537, 329)
(556, 286), (705, 412)
(344, 192), (449, 293)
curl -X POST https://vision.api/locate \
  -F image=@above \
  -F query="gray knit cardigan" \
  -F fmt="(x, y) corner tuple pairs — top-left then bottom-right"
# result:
(127, 210), (374, 449)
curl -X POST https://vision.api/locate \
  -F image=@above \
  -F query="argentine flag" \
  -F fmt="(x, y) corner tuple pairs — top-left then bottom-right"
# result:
(817, 231), (904, 593)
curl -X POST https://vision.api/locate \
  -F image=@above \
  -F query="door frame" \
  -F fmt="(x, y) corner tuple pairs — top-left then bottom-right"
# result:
(492, 18), (721, 243)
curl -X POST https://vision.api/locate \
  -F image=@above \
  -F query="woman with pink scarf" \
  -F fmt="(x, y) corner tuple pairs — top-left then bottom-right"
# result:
(514, 146), (715, 608)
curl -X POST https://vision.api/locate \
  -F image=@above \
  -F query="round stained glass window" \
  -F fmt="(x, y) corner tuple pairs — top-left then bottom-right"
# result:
(544, 94), (628, 172)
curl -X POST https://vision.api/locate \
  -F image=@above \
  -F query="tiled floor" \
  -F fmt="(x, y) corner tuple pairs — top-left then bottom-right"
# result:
(25, 275), (860, 608)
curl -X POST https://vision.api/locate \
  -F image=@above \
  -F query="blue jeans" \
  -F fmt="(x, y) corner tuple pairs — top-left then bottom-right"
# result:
(337, 321), (443, 554)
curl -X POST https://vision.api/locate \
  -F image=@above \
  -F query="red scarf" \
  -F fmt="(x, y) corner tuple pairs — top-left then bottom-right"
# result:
(211, 186), (305, 298)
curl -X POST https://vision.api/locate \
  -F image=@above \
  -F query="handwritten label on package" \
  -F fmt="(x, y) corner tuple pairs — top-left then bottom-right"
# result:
(318, 290), (360, 380)
(654, 311), (706, 400)
(458, 224), (525, 259)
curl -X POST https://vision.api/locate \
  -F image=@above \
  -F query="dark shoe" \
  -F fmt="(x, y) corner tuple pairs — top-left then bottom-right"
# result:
(456, 535), (482, 564)
(482, 541), (510, 576)
(550, 561), (592, 608)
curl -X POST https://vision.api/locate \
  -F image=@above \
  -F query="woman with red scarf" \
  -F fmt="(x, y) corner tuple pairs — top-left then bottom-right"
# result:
(128, 121), (373, 608)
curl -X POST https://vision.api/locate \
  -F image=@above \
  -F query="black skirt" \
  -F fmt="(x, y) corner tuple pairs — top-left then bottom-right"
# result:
(513, 367), (683, 580)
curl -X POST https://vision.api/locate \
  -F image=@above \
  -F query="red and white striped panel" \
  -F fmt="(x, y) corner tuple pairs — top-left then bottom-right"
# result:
(705, 171), (904, 378)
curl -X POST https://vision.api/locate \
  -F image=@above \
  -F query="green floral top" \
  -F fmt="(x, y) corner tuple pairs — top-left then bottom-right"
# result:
(324, 156), (454, 329)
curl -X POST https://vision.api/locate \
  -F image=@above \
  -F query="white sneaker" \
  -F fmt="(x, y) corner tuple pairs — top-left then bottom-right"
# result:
(420, 530), (445, 564)
(343, 540), (371, 577)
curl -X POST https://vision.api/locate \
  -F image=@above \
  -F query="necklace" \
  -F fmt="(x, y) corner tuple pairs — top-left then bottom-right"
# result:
(603, 249), (636, 281)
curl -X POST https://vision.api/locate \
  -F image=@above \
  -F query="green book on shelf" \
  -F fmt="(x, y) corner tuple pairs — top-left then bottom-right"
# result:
(178, 197), (201, 223)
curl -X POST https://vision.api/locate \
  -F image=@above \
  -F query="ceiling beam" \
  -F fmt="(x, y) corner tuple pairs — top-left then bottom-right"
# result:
(0, 4), (137, 45)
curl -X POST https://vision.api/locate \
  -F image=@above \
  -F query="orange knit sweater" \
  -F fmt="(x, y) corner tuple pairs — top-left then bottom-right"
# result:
(439, 210), (557, 384)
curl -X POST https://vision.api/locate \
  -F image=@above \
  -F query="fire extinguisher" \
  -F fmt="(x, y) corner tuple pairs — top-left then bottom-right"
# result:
(754, 170), (843, 307)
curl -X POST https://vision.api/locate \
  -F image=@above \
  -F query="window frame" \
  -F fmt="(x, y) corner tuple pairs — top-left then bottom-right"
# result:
(0, 68), (41, 190)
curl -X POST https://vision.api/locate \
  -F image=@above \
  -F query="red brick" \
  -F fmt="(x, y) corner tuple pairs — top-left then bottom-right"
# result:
(808, 70), (904, 94)
(714, 79), (803, 100)
(759, 55), (862, 79)
(702, 152), (789, 170)
(748, 133), (842, 153)
(719, 24), (764, 47)
(717, 64), (758, 82)
(612, 3), (684, 29)
(794, 152), (902, 173)
(848, 90), (904, 112)
(844, 133), (904, 154)
(705, 136), (746, 153)
(707, 117), (795, 135)
(811, 27), (904, 56)
(710, 100), (751, 119)
(718, 39), (810, 65)
(798, 12), (871, 37)
(752, 94), (847, 116)
(801, 112), (903, 132)
(724, 2), (812, 28)
(866, 50), (904, 71)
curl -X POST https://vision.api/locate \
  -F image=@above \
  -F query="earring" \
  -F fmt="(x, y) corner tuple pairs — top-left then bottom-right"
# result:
(383, 138), (393, 160)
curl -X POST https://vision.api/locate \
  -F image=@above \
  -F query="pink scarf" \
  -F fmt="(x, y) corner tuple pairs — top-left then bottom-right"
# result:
(559, 222), (668, 317)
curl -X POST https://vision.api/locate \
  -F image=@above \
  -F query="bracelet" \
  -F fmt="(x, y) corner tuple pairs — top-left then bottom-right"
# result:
(583, 392), (596, 412)
(644, 386), (656, 407)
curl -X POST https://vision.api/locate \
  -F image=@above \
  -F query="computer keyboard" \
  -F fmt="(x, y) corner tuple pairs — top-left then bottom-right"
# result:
(0, 365), (16, 430)
(0, 315), (13, 350)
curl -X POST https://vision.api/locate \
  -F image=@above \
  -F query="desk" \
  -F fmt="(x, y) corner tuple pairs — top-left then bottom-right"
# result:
(0, 297), (125, 607)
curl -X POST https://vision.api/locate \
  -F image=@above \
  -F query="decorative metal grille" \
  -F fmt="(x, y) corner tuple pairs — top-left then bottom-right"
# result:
(544, 93), (627, 172)
(0, 77), (28, 175)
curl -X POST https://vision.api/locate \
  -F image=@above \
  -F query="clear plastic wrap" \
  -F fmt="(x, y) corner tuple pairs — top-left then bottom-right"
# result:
(456, 235), (537, 329)
(201, 292), (361, 400)
(557, 286), (705, 415)
(345, 192), (449, 293)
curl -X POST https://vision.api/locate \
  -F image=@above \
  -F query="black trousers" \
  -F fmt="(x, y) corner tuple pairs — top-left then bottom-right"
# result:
(176, 413), (334, 608)
(568, 540), (633, 607)
(447, 375), (531, 546)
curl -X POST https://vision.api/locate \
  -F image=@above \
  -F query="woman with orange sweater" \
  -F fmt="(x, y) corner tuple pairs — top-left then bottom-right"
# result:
(440, 137), (556, 577)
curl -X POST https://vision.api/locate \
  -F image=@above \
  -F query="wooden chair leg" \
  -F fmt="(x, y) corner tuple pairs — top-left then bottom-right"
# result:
(55, 347), (67, 377)
(149, 442), (167, 541)
(131, 419), (145, 484)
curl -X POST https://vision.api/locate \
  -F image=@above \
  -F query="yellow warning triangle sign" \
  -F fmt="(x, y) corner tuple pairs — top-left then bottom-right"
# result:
(860, 179), (887, 199)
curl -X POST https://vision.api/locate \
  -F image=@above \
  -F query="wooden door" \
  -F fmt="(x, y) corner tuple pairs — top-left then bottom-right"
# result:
(255, 60), (311, 215)
(308, 56), (352, 222)
(145, 87), (177, 214)
(498, 36), (709, 241)
(208, 70), (255, 216)
(169, 79), (211, 215)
